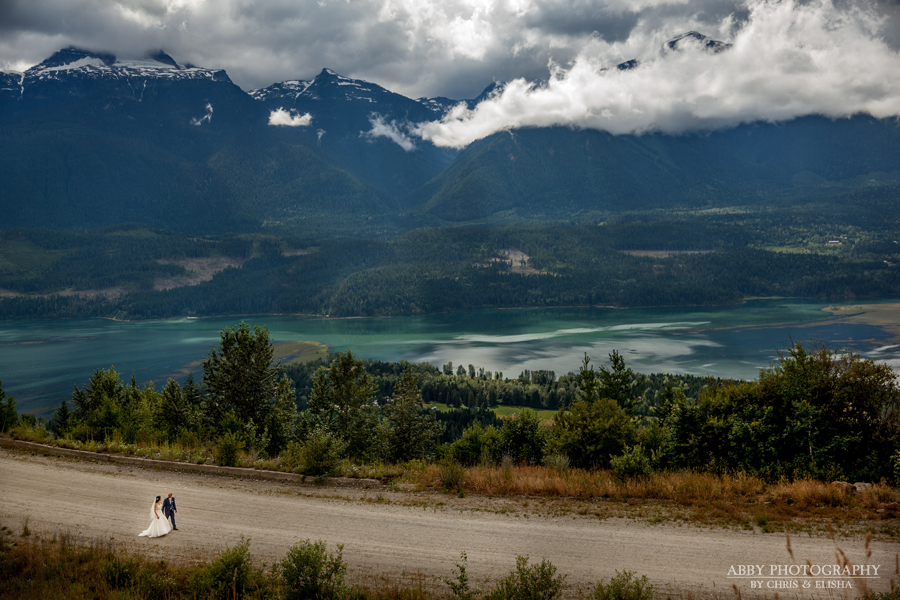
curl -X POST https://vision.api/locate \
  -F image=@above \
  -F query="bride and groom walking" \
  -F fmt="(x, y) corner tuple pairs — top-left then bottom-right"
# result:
(138, 492), (178, 538)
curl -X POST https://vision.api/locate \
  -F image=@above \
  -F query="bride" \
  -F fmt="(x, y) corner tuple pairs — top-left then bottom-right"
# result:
(138, 495), (172, 538)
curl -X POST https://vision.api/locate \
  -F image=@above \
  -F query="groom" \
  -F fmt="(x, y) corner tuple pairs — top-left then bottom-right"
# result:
(162, 492), (178, 530)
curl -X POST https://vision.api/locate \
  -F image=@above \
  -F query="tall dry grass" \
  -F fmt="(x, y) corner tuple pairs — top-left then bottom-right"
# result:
(416, 463), (900, 530)
(419, 464), (769, 504)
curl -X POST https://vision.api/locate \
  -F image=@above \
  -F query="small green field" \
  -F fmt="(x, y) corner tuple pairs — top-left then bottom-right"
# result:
(492, 405), (557, 420)
(274, 340), (329, 366)
(426, 402), (557, 420)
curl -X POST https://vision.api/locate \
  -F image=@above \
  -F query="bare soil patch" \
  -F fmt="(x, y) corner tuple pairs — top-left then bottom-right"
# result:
(474, 249), (542, 275)
(154, 256), (247, 291)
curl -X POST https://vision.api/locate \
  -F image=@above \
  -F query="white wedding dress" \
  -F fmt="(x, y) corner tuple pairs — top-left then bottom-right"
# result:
(138, 501), (172, 538)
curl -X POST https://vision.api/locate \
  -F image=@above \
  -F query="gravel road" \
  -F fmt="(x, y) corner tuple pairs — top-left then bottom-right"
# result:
(2, 448), (897, 598)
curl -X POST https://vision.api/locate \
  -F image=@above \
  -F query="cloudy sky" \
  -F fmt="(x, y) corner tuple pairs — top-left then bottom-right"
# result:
(2, 0), (900, 146)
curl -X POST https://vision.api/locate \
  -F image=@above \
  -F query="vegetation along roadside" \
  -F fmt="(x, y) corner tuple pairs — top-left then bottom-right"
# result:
(3, 321), (900, 538)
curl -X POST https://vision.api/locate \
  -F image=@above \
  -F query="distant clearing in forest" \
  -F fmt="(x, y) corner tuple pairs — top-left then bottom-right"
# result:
(274, 340), (329, 365)
(617, 250), (715, 257)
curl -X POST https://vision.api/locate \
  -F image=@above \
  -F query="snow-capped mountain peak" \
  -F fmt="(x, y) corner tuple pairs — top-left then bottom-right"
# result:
(250, 79), (313, 101)
(666, 31), (732, 53)
(613, 31), (730, 72)
(24, 47), (230, 83)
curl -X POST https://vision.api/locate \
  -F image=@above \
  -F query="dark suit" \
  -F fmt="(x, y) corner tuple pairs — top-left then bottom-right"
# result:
(162, 496), (177, 529)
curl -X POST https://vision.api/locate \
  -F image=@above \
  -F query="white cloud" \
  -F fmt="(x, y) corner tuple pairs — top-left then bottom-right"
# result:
(414, 0), (900, 147)
(361, 114), (417, 151)
(268, 107), (312, 126)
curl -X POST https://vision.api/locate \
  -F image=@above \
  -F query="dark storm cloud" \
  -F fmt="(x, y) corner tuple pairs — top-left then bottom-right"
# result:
(0, 0), (717, 95)
(523, 1), (640, 41)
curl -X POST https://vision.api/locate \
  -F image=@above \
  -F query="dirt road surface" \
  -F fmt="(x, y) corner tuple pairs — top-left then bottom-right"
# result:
(2, 448), (897, 598)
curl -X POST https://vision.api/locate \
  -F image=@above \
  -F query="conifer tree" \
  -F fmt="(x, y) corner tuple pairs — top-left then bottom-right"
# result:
(0, 380), (17, 433)
(308, 350), (378, 460)
(202, 322), (280, 427)
(380, 368), (443, 462)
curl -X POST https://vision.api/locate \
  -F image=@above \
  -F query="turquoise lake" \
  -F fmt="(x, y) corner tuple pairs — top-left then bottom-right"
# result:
(3, 299), (899, 416)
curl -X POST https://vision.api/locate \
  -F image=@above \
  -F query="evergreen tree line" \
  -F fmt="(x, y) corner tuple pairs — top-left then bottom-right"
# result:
(285, 353), (726, 414)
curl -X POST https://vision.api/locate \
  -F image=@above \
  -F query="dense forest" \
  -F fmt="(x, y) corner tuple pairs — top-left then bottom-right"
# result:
(2, 192), (900, 319)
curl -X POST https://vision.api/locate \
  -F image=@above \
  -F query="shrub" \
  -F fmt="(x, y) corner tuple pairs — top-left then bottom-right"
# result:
(550, 398), (636, 469)
(214, 430), (245, 467)
(449, 422), (502, 466)
(489, 556), (566, 600)
(177, 430), (202, 451)
(445, 551), (478, 600)
(277, 539), (347, 600)
(867, 587), (900, 600)
(134, 569), (178, 599)
(892, 450), (900, 487)
(592, 570), (654, 600)
(281, 440), (305, 471)
(300, 426), (348, 477)
(543, 453), (570, 474)
(438, 458), (466, 492)
(10, 420), (49, 442)
(69, 422), (94, 442)
(610, 444), (653, 479)
(500, 409), (546, 465)
(101, 555), (135, 589)
(190, 536), (260, 598)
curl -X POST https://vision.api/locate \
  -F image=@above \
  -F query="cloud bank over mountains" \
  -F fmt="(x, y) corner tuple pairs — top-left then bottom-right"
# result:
(2, 0), (899, 146)
(414, 0), (900, 147)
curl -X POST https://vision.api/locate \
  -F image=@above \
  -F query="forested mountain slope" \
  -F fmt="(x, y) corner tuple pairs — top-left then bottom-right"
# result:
(0, 49), (390, 234)
(415, 117), (900, 222)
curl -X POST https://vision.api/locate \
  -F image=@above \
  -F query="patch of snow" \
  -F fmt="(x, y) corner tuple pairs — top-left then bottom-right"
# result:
(191, 103), (213, 126)
(250, 80), (313, 101)
(39, 57), (108, 72)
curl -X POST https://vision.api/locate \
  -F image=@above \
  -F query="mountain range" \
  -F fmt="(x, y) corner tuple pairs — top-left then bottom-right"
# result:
(2, 38), (899, 235)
